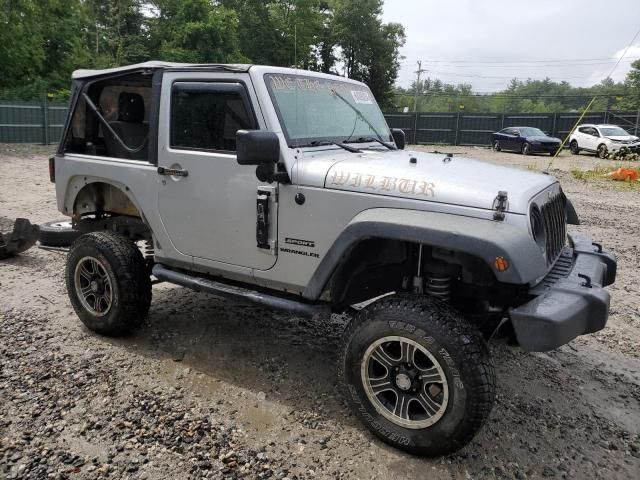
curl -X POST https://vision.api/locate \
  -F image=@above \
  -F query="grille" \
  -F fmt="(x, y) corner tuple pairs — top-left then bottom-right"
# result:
(539, 192), (567, 264)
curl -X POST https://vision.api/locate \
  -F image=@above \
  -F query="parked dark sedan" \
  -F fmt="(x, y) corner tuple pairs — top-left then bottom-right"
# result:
(491, 127), (561, 155)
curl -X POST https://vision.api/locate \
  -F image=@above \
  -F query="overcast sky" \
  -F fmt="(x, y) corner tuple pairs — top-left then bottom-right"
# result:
(382, 0), (640, 92)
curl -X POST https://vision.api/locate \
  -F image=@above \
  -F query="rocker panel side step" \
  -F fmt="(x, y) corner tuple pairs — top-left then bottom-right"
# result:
(152, 264), (329, 319)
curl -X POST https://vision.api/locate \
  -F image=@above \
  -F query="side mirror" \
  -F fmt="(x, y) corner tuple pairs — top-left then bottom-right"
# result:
(391, 128), (406, 150)
(236, 130), (280, 165)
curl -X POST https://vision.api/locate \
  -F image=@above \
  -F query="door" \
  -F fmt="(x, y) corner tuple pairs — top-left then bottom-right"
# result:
(156, 74), (278, 270)
(581, 127), (599, 151)
(502, 128), (518, 151)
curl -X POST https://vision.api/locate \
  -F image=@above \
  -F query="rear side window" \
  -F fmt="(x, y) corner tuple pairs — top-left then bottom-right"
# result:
(170, 83), (254, 152)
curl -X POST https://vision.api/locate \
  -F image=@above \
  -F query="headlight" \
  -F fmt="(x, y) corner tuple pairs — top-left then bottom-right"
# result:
(530, 204), (546, 252)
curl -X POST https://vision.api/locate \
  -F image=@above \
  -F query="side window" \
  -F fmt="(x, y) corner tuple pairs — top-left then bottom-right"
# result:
(63, 72), (152, 161)
(170, 83), (254, 152)
(578, 127), (588, 134)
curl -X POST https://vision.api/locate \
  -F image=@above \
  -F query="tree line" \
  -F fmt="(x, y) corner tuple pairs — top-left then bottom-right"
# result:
(394, 61), (640, 113)
(0, 0), (405, 107)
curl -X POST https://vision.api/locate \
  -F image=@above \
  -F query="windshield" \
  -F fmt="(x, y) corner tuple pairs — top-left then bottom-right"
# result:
(599, 126), (630, 136)
(265, 73), (391, 147)
(518, 127), (546, 137)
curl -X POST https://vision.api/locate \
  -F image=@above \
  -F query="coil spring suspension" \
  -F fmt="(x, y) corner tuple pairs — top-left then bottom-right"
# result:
(143, 240), (154, 260)
(425, 272), (451, 301)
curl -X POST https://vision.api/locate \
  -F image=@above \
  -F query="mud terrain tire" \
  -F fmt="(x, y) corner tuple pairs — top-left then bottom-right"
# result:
(66, 232), (151, 336)
(339, 294), (495, 456)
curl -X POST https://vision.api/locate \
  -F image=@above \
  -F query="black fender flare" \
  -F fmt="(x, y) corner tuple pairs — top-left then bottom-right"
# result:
(565, 197), (580, 225)
(302, 208), (547, 300)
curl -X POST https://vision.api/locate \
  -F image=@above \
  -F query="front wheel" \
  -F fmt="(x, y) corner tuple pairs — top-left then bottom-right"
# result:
(570, 140), (580, 155)
(66, 232), (151, 336)
(339, 295), (495, 456)
(521, 142), (531, 155)
(597, 144), (608, 159)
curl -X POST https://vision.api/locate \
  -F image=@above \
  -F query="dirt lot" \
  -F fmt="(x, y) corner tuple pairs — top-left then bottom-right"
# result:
(1, 144), (639, 480)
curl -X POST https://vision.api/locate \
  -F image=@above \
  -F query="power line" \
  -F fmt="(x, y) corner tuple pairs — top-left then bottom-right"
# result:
(400, 59), (639, 68)
(394, 92), (630, 98)
(417, 70), (602, 80)
(402, 57), (640, 65)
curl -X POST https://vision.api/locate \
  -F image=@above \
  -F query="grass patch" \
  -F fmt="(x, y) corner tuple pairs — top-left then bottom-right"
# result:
(571, 165), (640, 190)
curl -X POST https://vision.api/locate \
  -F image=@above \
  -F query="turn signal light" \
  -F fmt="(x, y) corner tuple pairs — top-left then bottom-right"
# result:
(494, 256), (509, 272)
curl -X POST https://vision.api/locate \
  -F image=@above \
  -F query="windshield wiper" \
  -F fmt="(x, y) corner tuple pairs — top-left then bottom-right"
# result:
(345, 136), (396, 151)
(331, 89), (394, 149)
(299, 140), (362, 153)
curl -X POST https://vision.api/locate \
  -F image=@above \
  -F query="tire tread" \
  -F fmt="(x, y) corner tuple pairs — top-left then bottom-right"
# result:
(338, 294), (495, 456)
(66, 232), (151, 336)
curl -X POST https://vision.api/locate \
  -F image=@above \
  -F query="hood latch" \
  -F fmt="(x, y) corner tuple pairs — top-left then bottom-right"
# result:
(493, 191), (508, 221)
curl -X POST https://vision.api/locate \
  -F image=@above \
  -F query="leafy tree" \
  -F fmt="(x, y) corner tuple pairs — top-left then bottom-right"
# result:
(332, 0), (405, 107)
(149, 0), (244, 63)
(40, 0), (92, 91)
(0, 0), (406, 104)
(620, 59), (640, 111)
(84, 0), (149, 68)
(0, 0), (44, 89)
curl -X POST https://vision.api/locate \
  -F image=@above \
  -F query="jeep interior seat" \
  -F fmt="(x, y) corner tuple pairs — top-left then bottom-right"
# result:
(103, 92), (149, 160)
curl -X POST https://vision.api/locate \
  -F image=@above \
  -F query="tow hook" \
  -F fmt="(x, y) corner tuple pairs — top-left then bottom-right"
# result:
(578, 273), (593, 288)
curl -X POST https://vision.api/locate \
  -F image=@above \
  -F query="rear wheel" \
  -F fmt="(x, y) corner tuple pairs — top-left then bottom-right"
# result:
(597, 144), (608, 159)
(66, 232), (151, 336)
(339, 295), (495, 456)
(492, 140), (501, 152)
(570, 140), (580, 155)
(521, 142), (531, 155)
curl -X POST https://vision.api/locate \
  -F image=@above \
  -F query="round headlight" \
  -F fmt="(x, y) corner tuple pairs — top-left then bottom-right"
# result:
(530, 205), (546, 252)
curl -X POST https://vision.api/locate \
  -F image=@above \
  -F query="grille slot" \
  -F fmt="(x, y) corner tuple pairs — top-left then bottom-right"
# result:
(539, 193), (567, 265)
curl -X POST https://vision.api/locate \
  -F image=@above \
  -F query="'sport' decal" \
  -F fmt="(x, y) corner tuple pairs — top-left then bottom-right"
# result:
(285, 237), (315, 248)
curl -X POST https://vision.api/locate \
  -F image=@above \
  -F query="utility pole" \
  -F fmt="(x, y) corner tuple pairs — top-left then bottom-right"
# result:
(413, 60), (427, 112)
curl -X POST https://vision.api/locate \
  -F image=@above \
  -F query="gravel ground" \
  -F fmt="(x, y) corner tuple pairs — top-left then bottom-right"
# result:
(0, 144), (639, 480)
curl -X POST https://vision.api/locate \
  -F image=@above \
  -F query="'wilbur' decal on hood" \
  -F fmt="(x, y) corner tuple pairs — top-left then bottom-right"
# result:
(323, 149), (557, 213)
(328, 169), (435, 197)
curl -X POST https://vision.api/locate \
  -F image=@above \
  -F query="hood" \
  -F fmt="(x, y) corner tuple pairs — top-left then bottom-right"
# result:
(606, 135), (639, 142)
(309, 148), (556, 214)
(526, 135), (561, 143)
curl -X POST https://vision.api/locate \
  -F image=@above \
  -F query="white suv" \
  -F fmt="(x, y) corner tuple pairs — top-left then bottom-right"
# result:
(569, 124), (640, 158)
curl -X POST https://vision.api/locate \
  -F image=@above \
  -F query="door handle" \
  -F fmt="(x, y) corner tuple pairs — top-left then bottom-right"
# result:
(157, 166), (188, 177)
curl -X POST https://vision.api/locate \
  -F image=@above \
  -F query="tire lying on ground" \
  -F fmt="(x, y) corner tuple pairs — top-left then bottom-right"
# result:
(38, 220), (82, 247)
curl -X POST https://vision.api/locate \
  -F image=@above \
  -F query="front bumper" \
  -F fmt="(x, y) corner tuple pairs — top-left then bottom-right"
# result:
(610, 143), (640, 153)
(509, 235), (617, 352)
(531, 143), (560, 153)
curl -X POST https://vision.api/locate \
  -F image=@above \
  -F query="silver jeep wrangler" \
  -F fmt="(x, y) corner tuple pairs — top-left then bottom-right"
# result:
(51, 61), (617, 456)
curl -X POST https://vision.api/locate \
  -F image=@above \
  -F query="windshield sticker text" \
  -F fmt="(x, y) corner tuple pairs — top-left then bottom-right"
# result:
(351, 90), (373, 105)
(269, 75), (355, 96)
(329, 171), (435, 197)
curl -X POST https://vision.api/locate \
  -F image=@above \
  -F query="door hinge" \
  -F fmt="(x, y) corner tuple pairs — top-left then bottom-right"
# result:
(493, 191), (508, 221)
(256, 186), (277, 255)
